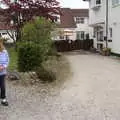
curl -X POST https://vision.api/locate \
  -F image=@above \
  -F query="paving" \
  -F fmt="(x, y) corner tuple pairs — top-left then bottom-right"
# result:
(0, 52), (120, 120)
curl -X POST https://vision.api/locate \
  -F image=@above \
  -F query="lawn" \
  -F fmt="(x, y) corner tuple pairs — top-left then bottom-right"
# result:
(7, 47), (18, 70)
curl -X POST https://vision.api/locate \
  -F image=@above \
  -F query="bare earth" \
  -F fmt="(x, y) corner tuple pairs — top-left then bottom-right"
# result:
(1, 51), (120, 120)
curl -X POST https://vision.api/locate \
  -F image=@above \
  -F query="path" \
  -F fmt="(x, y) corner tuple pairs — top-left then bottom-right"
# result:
(0, 52), (120, 120)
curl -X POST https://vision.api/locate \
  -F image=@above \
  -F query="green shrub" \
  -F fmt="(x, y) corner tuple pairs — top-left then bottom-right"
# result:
(36, 66), (56, 82)
(47, 44), (57, 56)
(18, 42), (43, 72)
(7, 47), (18, 70)
(18, 17), (56, 72)
(21, 17), (54, 54)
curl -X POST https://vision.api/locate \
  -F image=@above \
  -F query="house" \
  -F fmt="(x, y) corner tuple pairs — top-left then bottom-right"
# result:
(54, 8), (92, 41)
(0, 24), (15, 43)
(110, 0), (120, 54)
(83, 0), (120, 54)
(0, 9), (15, 43)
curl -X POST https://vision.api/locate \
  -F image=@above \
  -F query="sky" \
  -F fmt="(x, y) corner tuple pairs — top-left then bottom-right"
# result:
(59, 0), (89, 9)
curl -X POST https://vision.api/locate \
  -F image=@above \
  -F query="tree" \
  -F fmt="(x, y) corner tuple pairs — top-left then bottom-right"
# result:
(0, 0), (60, 42)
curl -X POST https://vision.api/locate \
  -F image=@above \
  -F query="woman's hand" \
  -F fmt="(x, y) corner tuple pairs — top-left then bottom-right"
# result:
(0, 65), (4, 71)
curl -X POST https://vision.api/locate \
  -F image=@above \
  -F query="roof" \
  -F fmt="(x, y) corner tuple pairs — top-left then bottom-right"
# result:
(0, 12), (11, 30)
(59, 8), (89, 28)
(59, 8), (76, 28)
(0, 24), (11, 30)
(71, 9), (89, 17)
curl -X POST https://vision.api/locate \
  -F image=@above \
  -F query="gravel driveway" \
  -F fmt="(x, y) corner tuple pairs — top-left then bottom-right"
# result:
(1, 51), (120, 120)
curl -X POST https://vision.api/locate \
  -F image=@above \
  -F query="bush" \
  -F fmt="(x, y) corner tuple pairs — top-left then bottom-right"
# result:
(101, 48), (111, 56)
(18, 42), (43, 72)
(18, 17), (55, 72)
(47, 43), (58, 56)
(36, 66), (56, 82)
(21, 17), (54, 55)
(7, 47), (18, 70)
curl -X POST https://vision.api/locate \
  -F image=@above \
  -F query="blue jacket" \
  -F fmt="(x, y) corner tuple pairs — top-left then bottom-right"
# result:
(0, 49), (9, 76)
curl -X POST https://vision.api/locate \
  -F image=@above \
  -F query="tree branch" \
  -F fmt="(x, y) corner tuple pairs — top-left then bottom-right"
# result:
(6, 30), (16, 43)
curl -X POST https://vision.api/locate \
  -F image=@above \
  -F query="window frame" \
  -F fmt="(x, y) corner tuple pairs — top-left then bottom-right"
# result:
(109, 28), (112, 38)
(96, 0), (101, 5)
(2, 33), (7, 35)
(97, 31), (104, 41)
(76, 31), (85, 40)
(75, 17), (85, 24)
(59, 35), (64, 40)
(112, 0), (120, 7)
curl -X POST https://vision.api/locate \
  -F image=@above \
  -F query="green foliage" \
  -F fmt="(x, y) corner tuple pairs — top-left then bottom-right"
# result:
(22, 17), (55, 57)
(7, 47), (18, 70)
(22, 17), (54, 44)
(18, 42), (43, 72)
(18, 17), (55, 72)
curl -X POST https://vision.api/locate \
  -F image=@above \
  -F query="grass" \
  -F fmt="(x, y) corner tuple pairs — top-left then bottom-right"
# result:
(7, 47), (18, 70)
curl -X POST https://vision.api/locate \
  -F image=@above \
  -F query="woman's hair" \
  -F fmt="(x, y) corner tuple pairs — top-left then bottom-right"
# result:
(0, 38), (5, 52)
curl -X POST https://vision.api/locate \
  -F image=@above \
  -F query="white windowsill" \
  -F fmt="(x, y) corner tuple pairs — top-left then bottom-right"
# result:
(112, 3), (120, 8)
(91, 4), (101, 10)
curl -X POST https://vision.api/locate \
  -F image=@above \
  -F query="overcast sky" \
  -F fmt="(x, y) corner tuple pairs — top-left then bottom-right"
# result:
(59, 0), (89, 9)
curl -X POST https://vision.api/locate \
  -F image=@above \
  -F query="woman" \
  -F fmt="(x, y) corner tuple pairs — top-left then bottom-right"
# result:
(0, 39), (9, 106)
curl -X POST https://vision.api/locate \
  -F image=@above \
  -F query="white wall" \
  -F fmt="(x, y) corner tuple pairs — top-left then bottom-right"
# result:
(89, 0), (106, 50)
(89, 0), (106, 25)
(63, 28), (76, 40)
(52, 28), (76, 41)
(88, 0), (113, 50)
(54, 17), (92, 41)
(110, 4), (120, 54)
(75, 18), (89, 33)
(88, 0), (120, 54)
(75, 18), (93, 40)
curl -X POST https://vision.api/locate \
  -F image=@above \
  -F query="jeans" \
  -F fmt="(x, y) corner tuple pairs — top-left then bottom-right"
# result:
(0, 75), (6, 99)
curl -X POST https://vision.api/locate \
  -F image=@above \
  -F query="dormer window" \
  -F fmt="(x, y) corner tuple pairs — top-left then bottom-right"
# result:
(96, 0), (101, 5)
(91, 0), (102, 9)
(75, 17), (85, 24)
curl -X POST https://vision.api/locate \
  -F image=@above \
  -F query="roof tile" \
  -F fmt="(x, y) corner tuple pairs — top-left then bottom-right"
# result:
(59, 8), (89, 28)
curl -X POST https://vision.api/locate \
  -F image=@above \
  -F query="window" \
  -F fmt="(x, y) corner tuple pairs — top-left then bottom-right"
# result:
(112, 0), (120, 6)
(109, 28), (112, 38)
(54, 16), (60, 23)
(75, 17), (85, 24)
(97, 43), (103, 50)
(76, 31), (81, 39)
(93, 28), (96, 38)
(96, 0), (101, 5)
(91, 0), (101, 8)
(81, 31), (85, 39)
(2, 33), (7, 35)
(97, 31), (104, 41)
(76, 31), (85, 40)
(65, 35), (70, 40)
(86, 33), (89, 39)
(59, 35), (64, 39)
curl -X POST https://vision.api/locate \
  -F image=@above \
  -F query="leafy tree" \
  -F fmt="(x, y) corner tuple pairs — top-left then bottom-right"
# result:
(0, 0), (60, 42)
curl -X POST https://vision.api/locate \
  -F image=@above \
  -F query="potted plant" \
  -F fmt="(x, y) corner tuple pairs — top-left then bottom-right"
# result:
(102, 48), (111, 56)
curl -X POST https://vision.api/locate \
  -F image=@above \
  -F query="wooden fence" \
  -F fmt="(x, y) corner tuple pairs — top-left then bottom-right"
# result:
(54, 39), (93, 52)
